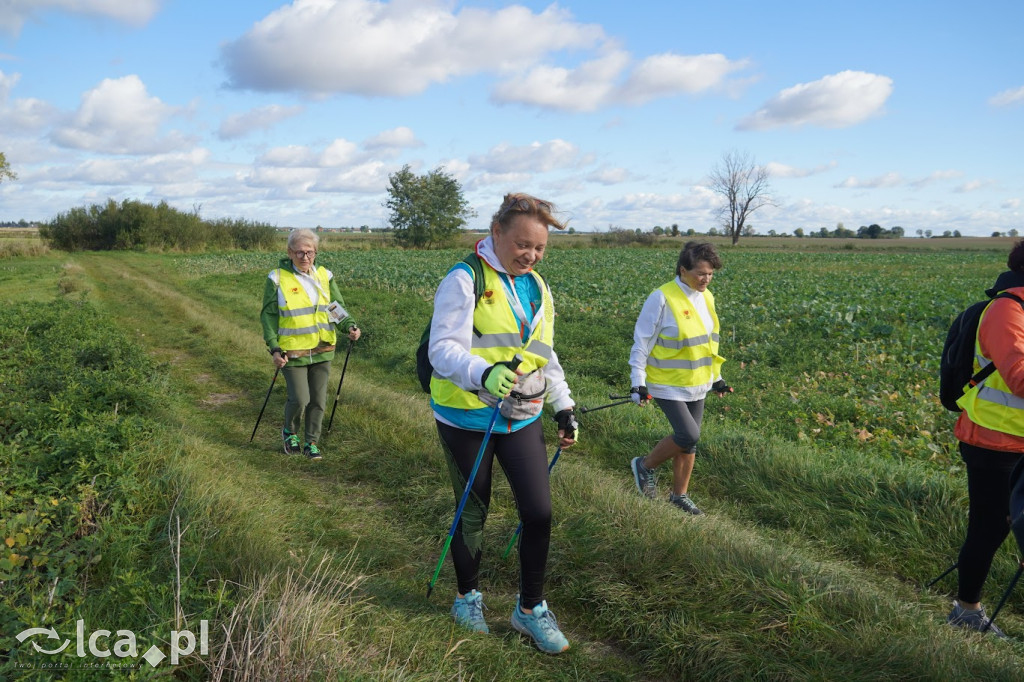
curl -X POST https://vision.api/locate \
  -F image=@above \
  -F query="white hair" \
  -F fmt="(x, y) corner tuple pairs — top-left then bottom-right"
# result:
(287, 228), (319, 250)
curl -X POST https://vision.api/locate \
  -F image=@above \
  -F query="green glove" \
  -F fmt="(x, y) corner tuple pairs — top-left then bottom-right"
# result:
(482, 364), (517, 398)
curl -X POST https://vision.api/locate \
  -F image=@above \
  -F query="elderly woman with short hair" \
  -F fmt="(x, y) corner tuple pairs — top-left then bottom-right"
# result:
(261, 228), (360, 460)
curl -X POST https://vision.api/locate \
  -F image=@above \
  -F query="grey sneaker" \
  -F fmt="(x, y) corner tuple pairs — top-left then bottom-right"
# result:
(669, 493), (704, 516)
(631, 457), (657, 498)
(947, 601), (1006, 638)
(510, 595), (569, 654)
(451, 590), (489, 634)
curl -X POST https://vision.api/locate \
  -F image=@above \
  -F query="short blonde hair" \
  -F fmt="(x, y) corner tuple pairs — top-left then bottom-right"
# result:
(490, 193), (566, 233)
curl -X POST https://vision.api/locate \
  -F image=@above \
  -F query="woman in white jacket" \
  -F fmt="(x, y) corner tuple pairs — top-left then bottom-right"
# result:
(628, 241), (732, 516)
(427, 193), (577, 654)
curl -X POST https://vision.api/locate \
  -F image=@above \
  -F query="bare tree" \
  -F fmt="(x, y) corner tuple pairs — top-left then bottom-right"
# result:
(708, 150), (772, 245)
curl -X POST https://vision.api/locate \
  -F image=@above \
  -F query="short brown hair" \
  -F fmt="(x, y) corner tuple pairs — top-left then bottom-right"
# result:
(677, 241), (722, 275)
(1009, 239), (1024, 272)
(490, 193), (566, 233)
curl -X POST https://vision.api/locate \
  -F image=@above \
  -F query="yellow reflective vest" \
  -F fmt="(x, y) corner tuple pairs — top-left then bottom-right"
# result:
(646, 281), (724, 388)
(431, 263), (554, 410)
(957, 299), (1024, 437)
(276, 266), (336, 352)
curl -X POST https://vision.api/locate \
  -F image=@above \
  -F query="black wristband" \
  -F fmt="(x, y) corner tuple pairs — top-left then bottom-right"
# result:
(270, 348), (283, 356)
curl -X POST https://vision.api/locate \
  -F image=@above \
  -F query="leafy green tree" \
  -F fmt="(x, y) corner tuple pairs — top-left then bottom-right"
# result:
(671, 223), (679, 237)
(384, 165), (474, 248)
(0, 152), (16, 183)
(794, 227), (804, 238)
(652, 225), (664, 236)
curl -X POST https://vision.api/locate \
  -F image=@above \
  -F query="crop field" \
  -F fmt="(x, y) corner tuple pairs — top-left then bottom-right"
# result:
(182, 244), (1006, 469)
(6, 240), (1024, 680)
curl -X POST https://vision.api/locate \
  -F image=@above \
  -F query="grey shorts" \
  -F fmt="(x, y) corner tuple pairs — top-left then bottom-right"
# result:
(654, 397), (705, 453)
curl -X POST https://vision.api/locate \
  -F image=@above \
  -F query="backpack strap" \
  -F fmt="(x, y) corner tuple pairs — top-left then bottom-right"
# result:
(969, 291), (1024, 386)
(463, 252), (486, 302)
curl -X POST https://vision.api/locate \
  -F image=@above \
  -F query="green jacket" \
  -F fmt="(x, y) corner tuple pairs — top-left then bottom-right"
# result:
(261, 257), (357, 366)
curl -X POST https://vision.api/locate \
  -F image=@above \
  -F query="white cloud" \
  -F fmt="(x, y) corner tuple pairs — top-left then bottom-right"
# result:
(221, 0), (602, 96)
(835, 172), (903, 189)
(493, 50), (750, 112)
(0, 70), (57, 132)
(246, 165), (319, 191)
(469, 139), (583, 174)
(51, 75), (189, 154)
(989, 85), (1024, 107)
(36, 149), (208, 185)
(364, 126), (421, 150)
(0, 0), (161, 35)
(218, 104), (303, 139)
(464, 171), (532, 191)
(311, 160), (390, 193)
(953, 179), (994, 193)
(765, 160), (837, 179)
(1003, 199), (1020, 209)
(491, 50), (629, 112)
(617, 53), (751, 105)
(258, 145), (318, 168)
(909, 169), (962, 188)
(586, 166), (631, 185)
(738, 70), (893, 130)
(320, 139), (359, 167)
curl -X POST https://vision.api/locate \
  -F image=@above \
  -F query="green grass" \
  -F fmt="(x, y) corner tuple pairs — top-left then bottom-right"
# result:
(4, 243), (1024, 680)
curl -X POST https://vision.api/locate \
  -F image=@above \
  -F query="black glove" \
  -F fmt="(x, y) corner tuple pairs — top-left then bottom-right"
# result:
(630, 386), (649, 406)
(711, 379), (733, 395)
(554, 409), (578, 440)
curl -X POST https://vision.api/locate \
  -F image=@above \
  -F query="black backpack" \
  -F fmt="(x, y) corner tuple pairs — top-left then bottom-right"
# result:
(416, 253), (486, 393)
(939, 291), (1024, 411)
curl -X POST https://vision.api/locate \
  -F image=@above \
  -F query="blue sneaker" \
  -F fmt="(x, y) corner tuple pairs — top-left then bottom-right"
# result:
(451, 590), (489, 633)
(510, 595), (569, 654)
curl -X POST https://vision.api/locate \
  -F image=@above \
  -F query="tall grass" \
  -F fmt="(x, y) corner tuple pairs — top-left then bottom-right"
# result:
(5, 248), (1024, 679)
(0, 240), (49, 258)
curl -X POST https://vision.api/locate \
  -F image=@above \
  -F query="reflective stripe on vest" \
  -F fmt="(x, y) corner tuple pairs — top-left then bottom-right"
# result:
(276, 267), (336, 352)
(431, 263), (554, 410)
(957, 299), (1024, 437)
(645, 281), (723, 388)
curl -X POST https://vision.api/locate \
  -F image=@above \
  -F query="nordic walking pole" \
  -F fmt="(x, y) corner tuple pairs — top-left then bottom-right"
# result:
(249, 367), (280, 443)
(984, 562), (1024, 632)
(579, 399), (631, 414)
(503, 446), (562, 559)
(326, 340), (354, 434)
(427, 355), (522, 599)
(579, 391), (649, 414)
(924, 561), (958, 590)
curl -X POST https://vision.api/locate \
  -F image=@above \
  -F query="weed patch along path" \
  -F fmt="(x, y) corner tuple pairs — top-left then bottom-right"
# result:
(64, 251), (1024, 680)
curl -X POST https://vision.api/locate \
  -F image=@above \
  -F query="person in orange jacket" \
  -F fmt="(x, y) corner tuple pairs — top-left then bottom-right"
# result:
(947, 239), (1024, 636)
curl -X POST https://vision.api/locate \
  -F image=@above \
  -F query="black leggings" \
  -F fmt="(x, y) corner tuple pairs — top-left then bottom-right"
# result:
(436, 419), (552, 609)
(956, 442), (1023, 604)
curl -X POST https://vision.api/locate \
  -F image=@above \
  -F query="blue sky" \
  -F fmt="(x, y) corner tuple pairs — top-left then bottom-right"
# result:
(0, 0), (1021, 236)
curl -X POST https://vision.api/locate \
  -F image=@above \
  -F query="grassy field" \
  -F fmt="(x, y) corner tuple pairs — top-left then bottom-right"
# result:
(4, 237), (1024, 680)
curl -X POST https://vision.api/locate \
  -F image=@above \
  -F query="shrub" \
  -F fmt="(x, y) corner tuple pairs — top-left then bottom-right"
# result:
(40, 199), (277, 252)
